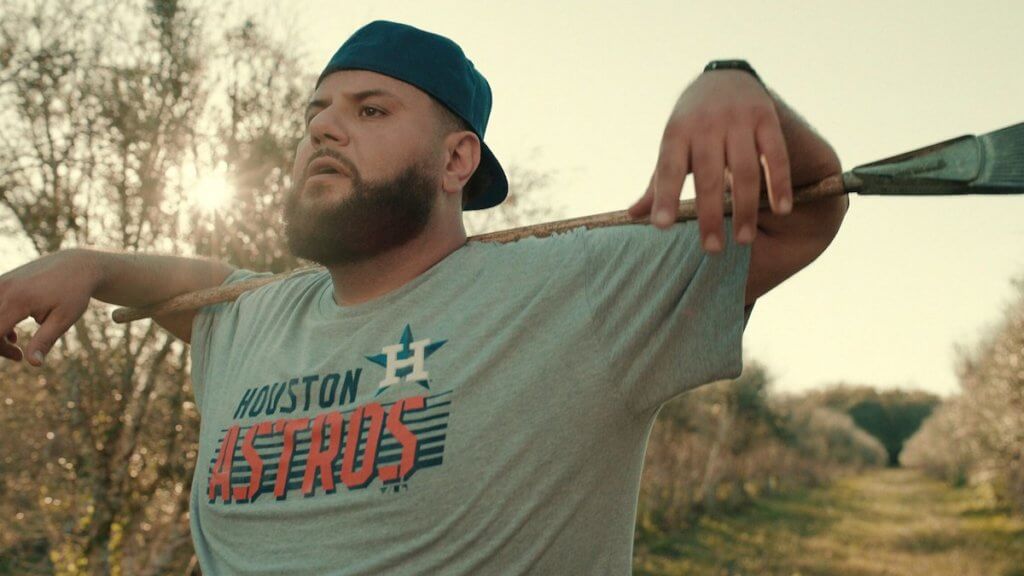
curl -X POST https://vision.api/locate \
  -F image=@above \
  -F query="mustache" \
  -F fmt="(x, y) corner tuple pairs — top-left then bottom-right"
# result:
(307, 148), (358, 179)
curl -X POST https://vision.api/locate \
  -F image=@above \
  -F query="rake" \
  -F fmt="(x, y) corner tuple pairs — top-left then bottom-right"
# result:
(112, 121), (1024, 324)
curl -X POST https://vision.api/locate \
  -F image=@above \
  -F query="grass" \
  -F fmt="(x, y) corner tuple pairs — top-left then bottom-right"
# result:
(633, 468), (1024, 576)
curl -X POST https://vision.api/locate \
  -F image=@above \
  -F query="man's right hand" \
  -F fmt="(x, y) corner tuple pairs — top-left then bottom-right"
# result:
(0, 249), (101, 367)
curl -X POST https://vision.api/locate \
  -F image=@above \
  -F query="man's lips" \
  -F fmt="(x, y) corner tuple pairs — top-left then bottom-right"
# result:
(306, 156), (352, 179)
(307, 172), (349, 181)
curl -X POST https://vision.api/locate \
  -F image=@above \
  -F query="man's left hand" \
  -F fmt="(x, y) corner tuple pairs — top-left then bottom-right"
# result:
(628, 70), (794, 253)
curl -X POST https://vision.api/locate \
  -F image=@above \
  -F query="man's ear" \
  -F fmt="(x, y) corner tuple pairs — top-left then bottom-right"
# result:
(440, 131), (481, 198)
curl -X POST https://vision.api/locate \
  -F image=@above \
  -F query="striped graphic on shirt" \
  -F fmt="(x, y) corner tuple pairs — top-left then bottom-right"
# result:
(206, 391), (451, 504)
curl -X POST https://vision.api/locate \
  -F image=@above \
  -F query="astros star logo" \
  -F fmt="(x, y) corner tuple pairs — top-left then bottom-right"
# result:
(366, 324), (447, 396)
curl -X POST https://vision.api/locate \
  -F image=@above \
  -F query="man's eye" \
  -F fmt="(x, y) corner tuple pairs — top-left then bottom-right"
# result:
(304, 106), (383, 128)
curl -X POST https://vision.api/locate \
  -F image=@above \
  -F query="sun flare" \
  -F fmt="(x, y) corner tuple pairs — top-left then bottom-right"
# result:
(190, 170), (234, 214)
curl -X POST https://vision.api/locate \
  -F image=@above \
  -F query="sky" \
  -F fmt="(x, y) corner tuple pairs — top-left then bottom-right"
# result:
(3, 0), (1022, 396)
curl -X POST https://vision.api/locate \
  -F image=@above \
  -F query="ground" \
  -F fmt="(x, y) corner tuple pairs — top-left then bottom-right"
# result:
(634, 468), (1024, 576)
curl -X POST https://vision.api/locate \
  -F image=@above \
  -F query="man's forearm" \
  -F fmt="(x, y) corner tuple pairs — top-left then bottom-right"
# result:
(757, 88), (848, 240)
(74, 248), (236, 308)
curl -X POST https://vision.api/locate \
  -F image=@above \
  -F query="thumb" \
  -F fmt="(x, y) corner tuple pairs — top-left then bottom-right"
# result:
(25, 313), (72, 367)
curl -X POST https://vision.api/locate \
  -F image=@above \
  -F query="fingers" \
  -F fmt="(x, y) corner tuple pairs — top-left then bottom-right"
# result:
(627, 172), (656, 219)
(0, 305), (69, 367)
(754, 115), (793, 214)
(1, 328), (23, 362)
(23, 311), (72, 367)
(725, 128), (761, 244)
(637, 86), (794, 252)
(691, 134), (726, 252)
(0, 307), (25, 361)
(649, 129), (690, 229)
(0, 276), (25, 362)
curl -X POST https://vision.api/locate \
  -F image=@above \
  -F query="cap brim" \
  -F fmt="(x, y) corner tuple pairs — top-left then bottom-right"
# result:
(463, 141), (508, 211)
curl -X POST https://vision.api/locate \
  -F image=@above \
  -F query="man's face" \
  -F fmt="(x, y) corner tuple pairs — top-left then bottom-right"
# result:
(284, 70), (444, 266)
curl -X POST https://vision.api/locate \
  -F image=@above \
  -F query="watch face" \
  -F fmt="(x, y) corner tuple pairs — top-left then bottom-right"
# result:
(704, 60), (762, 85)
(708, 60), (751, 71)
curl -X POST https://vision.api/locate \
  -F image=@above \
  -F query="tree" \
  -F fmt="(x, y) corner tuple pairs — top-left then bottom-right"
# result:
(0, 2), (559, 573)
(1, 1), (213, 573)
(904, 275), (1024, 512)
(808, 384), (941, 466)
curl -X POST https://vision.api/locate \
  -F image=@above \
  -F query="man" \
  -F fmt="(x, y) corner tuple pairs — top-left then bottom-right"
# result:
(0, 20), (846, 575)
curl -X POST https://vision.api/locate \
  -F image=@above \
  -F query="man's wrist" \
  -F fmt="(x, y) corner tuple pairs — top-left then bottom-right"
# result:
(61, 248), (107, 296)
(703, 59), (766, 89)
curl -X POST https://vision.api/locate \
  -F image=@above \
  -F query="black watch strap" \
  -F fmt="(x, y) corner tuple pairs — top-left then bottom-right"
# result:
(703, 59), (766, 88)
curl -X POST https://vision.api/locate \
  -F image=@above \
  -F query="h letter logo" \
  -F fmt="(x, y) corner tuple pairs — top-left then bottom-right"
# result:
(366, 325), (447, 395)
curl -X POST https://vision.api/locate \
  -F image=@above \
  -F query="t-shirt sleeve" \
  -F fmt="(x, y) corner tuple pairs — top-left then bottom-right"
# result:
(582, 217), (752, 416)
(189, 267), (275, 412)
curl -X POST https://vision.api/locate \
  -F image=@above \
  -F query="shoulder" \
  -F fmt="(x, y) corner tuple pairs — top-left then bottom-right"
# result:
(469, 225), (590, 275)
(584, 220), (703, 254)
(198, 266), (326, 321)
(232, 266), (323, 298)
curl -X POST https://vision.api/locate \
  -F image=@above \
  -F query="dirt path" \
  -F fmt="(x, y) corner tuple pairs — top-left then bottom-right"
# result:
(634, 468), (1024, 576)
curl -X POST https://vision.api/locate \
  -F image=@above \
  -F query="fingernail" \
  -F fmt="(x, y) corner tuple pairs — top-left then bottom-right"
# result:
(737, 225), (754, 244)
(654, 210), (674, 227)
(779, 195), (792, 214)
(703, 233), (722, 252)
(32, 351), (43, 364)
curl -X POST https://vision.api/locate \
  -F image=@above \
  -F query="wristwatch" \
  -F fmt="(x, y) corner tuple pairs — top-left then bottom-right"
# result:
(703, 59), (766, 88)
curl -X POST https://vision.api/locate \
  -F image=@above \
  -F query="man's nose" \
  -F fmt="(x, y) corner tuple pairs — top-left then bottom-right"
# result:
(309, 108), (350, 147)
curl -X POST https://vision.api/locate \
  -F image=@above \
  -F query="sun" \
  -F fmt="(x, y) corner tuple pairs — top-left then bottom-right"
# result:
(189, 168), (234, 214)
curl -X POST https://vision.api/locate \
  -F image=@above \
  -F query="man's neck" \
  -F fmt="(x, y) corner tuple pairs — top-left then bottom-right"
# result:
(325, 222), (467, 307)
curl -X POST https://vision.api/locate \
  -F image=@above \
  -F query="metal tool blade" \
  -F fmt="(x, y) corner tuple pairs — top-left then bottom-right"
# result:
(851, 121), (1024, 195)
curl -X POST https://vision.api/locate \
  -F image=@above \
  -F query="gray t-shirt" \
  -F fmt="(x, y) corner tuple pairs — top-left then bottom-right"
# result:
(188, 218), (752, 575)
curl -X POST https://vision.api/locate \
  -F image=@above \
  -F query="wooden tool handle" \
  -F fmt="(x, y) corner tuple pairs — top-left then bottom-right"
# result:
(111, 173), (848, 324)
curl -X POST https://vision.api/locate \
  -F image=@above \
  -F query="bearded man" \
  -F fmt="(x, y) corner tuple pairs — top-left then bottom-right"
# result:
(0, 20), (846, 575)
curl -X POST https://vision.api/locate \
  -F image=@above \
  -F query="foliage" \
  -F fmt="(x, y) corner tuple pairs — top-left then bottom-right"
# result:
(902, 275), (1024, 514)
(803, 383), (941, 466)
(900, 400), (975, 487)
(0, 1), (224, 573)
(636, 360), (887, 541)
(774, 395), (891, 470)
(0, 1), (560, 572)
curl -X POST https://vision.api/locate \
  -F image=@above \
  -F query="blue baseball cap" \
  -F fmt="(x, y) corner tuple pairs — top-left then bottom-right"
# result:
(316, 20), (508, 211)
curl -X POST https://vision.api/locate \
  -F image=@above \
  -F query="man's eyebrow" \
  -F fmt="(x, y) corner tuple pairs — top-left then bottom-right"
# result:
(305, 98), (329, 116)
(305, 89), (402, 115)
(347, 88), (400, 101)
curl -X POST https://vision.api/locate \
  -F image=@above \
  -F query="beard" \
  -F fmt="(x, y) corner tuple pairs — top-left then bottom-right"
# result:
(283, 151), (438, 267)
